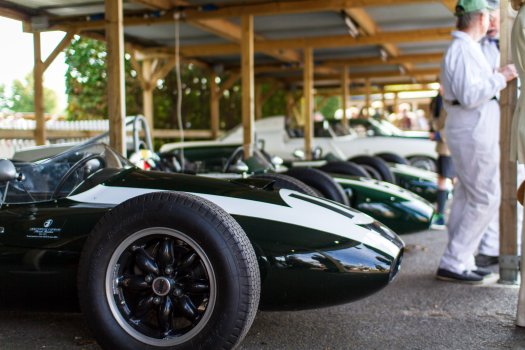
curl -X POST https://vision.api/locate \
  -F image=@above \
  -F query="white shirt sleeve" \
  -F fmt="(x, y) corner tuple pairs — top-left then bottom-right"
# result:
(449, 45), (506, 109)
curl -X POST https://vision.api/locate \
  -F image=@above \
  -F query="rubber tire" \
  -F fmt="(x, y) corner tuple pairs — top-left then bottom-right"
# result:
(349, 155), (396, 183)
(375, 152), (409, 165)
(319, 161), (370, 178)
(250, 173), (319, 197)
(78, 192), (260, 350)
(360, 164), (382, 180)
(286, 167), (349, 206)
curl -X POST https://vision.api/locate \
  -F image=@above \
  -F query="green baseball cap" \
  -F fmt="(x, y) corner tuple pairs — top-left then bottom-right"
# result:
(455, 0), (494, 16)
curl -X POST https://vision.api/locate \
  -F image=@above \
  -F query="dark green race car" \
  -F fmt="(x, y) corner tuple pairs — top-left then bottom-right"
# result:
(157, 142), (435, 234)
(1, 141), (403, 350)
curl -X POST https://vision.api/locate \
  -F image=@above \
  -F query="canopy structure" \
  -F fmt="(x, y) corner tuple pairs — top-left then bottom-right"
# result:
(0, 0), (520, 282)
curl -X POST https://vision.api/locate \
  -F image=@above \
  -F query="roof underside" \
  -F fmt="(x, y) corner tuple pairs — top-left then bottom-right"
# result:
(0, 0), (456, 88)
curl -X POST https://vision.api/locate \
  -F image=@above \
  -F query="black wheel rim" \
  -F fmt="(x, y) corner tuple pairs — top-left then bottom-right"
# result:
(106, 227), (216, 346)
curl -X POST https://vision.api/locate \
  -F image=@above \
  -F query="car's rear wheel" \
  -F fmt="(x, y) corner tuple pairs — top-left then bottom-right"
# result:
(250, 173), (319, 197)
(375, 152), (410, 165)
(78, 192), (260, 350)
(349, 155), (395, 183)
(319, 161), (370, 178)
(286, 167), (349, 206)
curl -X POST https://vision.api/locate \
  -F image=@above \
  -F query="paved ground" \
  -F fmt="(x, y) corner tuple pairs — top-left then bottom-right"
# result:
(2, 228), (525, 350)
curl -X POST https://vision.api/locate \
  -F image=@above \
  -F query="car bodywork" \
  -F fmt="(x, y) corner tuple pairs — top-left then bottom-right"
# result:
(158, 142), (434, 233)
(219, 115), (437, 162)
(348, 118), (430, 139)
(1, 142), (403, 310)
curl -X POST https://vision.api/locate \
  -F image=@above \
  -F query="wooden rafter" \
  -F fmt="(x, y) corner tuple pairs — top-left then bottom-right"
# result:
(344, 8), (409, 74)
(42, 32), (75, 71)
(174, 27), (452, 57)
(323, 52), (443, 66)
(182, 0), (455, 20)
(131, 0), (301, 64)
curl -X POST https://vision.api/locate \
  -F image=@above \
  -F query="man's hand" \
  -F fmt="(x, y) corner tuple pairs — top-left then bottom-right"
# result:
(498, 64), (518, 81)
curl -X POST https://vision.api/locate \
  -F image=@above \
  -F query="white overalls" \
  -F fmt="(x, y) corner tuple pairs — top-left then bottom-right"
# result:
(478, 35), (501, 257)
(439, 31), (506, 274)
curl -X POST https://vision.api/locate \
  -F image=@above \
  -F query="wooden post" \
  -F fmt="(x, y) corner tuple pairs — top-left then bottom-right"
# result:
(142, 59), (154, 132)
(241, 15), (254, 158)
(341, 65), (349, 128)
(364, 78), (371, 117)
(210, 71), (220, 139)
(499, 0), (519, 283)
(255, 83), (263, 120)
(381, 86), (387, 119)
(303, 47), (314, 160)
(33, 32), (45, 146)
(105, 0), (126, 155)
(393, 92), (399, 116)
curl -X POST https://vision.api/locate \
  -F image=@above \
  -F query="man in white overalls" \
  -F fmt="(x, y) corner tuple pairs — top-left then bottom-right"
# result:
(437, 0), (517, 283)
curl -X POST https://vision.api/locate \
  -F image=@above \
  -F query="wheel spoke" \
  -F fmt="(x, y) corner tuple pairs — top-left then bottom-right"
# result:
(120, 275), (149, 290)
(178, 252), (197, 272)
(159, 297), (174, 333)
(135, 248), (159, 275)
(177, 295), (199, 323)
(186, 280), (209, 294)
(135, 294), (155, 318)
(158, 239), (175, 269)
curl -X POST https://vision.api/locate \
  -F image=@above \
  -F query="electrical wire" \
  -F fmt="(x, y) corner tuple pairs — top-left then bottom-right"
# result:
(174, 12), (185, 171)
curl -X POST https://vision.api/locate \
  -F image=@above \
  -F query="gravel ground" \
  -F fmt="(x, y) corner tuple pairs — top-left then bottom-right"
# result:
(1, 228), (525, 350)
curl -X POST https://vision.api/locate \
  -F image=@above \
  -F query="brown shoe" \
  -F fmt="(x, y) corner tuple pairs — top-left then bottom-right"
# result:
(518, 180), (525, 205)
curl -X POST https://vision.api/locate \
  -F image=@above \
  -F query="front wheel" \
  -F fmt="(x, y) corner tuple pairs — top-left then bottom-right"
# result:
(78, 192), (260, 350)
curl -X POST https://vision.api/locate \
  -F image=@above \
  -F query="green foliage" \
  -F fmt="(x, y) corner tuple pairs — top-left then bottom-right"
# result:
(63, 36), (296, 134)
(1, 74), (58, 113)
(317, 96), (340, 120)
(65, 37), (141, 120)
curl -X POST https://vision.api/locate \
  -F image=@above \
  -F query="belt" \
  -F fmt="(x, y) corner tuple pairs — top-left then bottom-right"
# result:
(450, 96), (498, 106)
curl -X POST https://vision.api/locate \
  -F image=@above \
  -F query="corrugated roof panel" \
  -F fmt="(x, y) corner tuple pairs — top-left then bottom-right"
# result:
(366, 3), (454, 32)
(349, 65), (401, 74)
(397, 41), (450, 55)
(314, 46), (381, 61)
(413, 62), (442, 69)
(125, 23), (230, 46)
(231, 12), (348, 39)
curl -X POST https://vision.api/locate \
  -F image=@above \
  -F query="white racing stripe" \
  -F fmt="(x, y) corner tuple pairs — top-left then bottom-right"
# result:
(69, 185), (401, 258)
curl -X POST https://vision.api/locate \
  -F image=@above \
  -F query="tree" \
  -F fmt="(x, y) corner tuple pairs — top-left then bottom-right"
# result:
(3, 74), (59, 113)
(65, 37), (141, 120)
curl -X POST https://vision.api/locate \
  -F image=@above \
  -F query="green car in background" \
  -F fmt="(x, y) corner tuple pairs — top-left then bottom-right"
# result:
(158, 142), (435, 234)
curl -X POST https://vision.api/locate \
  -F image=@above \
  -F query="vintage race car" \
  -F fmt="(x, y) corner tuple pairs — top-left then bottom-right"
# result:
(158, 142), (435, 233)
(348, 118), (430, 139)
(0, 142), (403, 350)
(219, 115), (438, 170)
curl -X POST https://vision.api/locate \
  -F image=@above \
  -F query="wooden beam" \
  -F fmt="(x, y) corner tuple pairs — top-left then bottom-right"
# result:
(303, 47), (314, 161)
(323, 52), (443, 67)
(33, 32), (45, 146)
(364, 79), (371, 116)
(130, 0), (177, 10)
(182, 0), (445, 20)
(218, 72), (241, 99)
(178, 28), (452, 56)
(498, 0), (519, 283)
(0, 6), (29, 21)
(106, 0), (126, 155)
(442, 0), (457, 12)
(241, 15), (254, 159)
(150, 58), (176, 83)
(42, 32), (75, 72)
(210, 71), (220, 139)
(142, 59), (154, 131)
(286, 68), (440, 81)
(341, 65), (350, 127)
